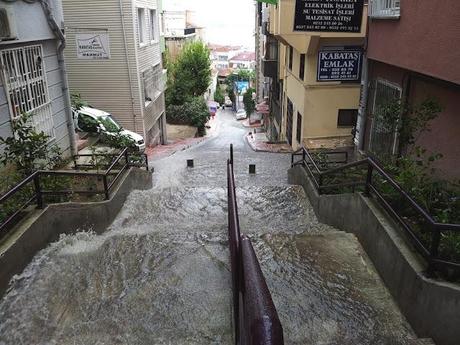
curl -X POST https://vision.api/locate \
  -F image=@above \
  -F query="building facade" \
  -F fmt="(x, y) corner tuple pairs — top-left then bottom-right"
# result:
(228, 51), (256, 70)
(62, 0), (167, 146)
(260, 0), (367, 149)
(0, 0), (76, 156)
(357, 0), (460, 179)
(163, 9), (200, 61)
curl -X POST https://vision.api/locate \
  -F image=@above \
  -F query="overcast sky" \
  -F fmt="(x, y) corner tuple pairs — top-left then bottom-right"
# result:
(164, 0), (256, 50)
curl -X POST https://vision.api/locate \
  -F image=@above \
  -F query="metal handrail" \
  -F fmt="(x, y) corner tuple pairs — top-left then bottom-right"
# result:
(227, 144), (284, 345)
(0, 149), (149, 237)
(291, 146), (460, 276)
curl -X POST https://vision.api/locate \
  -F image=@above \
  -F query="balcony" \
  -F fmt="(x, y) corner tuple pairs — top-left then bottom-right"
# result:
(262, 59), (277, 78)
(369, 0), (400, 19)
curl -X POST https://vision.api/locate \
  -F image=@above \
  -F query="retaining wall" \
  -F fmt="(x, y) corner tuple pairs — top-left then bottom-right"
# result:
(0, 168), (152, 297)
(288, 165), (460, 345)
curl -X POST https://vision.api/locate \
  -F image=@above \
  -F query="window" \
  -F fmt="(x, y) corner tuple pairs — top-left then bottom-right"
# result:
(299, 54), (305, 80)
(0, 45), (54, 138)
(137, 8), (146, 45)
(369, 79), (402, 156)
(296, 112), (302, 143)
(149, 9), (157, 42)
(143, 64), (163, 106)
(337, 109), (358, 127)
(288, 46), (293, 70)
(369, 0), (400, 18)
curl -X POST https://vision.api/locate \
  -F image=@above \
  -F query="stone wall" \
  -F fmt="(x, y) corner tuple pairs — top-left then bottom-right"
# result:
(0, 168), (152, 297)
(288, 165), (460, 345)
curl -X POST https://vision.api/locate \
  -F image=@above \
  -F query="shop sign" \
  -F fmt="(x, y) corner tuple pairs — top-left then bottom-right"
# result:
(76, 33), (110, 59)
(294, 0), (364, 33)
(317, 47), (362, 82)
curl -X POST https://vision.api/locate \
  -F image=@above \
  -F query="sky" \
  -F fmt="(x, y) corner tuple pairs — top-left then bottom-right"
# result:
(164, 0), (256, 50)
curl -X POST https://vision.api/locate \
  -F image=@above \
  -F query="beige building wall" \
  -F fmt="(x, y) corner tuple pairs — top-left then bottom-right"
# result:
(269, 1), (367, 149)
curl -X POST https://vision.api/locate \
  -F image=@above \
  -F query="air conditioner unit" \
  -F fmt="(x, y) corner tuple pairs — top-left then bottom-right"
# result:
(0, 7), (18, 41)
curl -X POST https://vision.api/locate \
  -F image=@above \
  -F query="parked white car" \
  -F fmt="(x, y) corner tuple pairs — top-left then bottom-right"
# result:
(73, 106), (145, 152)
(235, 109), (247, 120)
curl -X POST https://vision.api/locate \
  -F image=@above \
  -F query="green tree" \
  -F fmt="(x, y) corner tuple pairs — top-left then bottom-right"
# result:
(236, 69), (255, 83)
(228, 89), (236, 106)
(214, 87), (224, 105)
(166, 41), (211, 105)
(243, 88), (256, 116)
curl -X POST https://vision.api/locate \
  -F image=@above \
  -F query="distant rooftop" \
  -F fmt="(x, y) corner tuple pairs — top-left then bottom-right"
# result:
(229, 51), (256, 62)
(208, 43), (243, 52)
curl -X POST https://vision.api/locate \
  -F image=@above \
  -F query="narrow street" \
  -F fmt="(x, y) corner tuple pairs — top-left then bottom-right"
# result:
(0, 109), (418, 344)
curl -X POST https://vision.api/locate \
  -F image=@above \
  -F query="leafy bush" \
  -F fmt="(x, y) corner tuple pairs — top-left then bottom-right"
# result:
(243, 87), (256, 116)
(0, 113), (63, 177)
(166, 97), (210, 135)
(70, 93), (87, 110)
(214, 87), (225, 105)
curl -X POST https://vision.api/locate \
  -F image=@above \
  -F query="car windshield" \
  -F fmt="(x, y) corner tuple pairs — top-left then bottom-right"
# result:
(99, 115), (121, 133)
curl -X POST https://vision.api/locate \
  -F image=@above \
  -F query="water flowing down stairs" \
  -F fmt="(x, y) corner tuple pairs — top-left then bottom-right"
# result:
(0, 184), (430, 344)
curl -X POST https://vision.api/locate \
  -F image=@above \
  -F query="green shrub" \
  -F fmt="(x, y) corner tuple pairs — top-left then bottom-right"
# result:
(214, 88), (225, 105)
(243, 88), (256, 116)
(166, 97), (210, 135)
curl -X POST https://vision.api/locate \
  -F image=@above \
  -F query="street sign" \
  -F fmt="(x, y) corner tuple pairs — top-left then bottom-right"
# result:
(294, 0), (364, 33)
(317, 47), (363, 82)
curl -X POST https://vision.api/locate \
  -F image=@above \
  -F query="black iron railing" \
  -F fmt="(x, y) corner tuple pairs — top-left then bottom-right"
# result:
(0, 148), (148, 237)
(291, 146), (460, 277)
(227, 144), (284, 345)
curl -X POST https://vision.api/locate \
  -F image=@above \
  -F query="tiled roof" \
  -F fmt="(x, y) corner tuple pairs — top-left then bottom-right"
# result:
(229, 51), (256, 62)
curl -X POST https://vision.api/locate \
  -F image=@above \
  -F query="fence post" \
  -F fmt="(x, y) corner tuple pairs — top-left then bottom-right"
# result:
(364, 162), (373, 196)
(428, 224), (441, 276)
(318, 174), (323, 195)
(144, 154), (149, 171)
(124, 149), (129, 167)
(33, 173), (43, 209)
(103, 175), (109, 200)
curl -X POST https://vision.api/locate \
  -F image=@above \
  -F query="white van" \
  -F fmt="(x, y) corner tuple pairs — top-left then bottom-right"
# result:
(73, 106), (145, 152)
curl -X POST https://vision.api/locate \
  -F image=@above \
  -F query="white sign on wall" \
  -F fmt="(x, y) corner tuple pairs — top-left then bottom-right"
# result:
(76, 33), (110, 59)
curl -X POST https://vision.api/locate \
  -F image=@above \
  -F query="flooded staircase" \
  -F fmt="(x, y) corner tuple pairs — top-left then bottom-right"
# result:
(0, 147), (433, 344)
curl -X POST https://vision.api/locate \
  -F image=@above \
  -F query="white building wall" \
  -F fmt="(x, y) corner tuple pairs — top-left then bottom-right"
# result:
(0, 1), (72, 155)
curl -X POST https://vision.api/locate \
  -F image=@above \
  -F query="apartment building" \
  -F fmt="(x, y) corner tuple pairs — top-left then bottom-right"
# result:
(228, 52), (256, 70)
(62, 0), (167, 146)
(255, 2), (270, 103)
(0, 0), (76, 155)
(357, 0), (460, 179)
(261, 0), (367, 149)
(163, 9), (202, 61)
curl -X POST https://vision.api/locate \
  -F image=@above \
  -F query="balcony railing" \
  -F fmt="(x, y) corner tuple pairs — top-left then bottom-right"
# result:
(369, 0), (400, 18)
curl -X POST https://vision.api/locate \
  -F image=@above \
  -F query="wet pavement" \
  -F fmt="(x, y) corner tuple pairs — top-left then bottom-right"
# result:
(0, 109), (422, 344)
